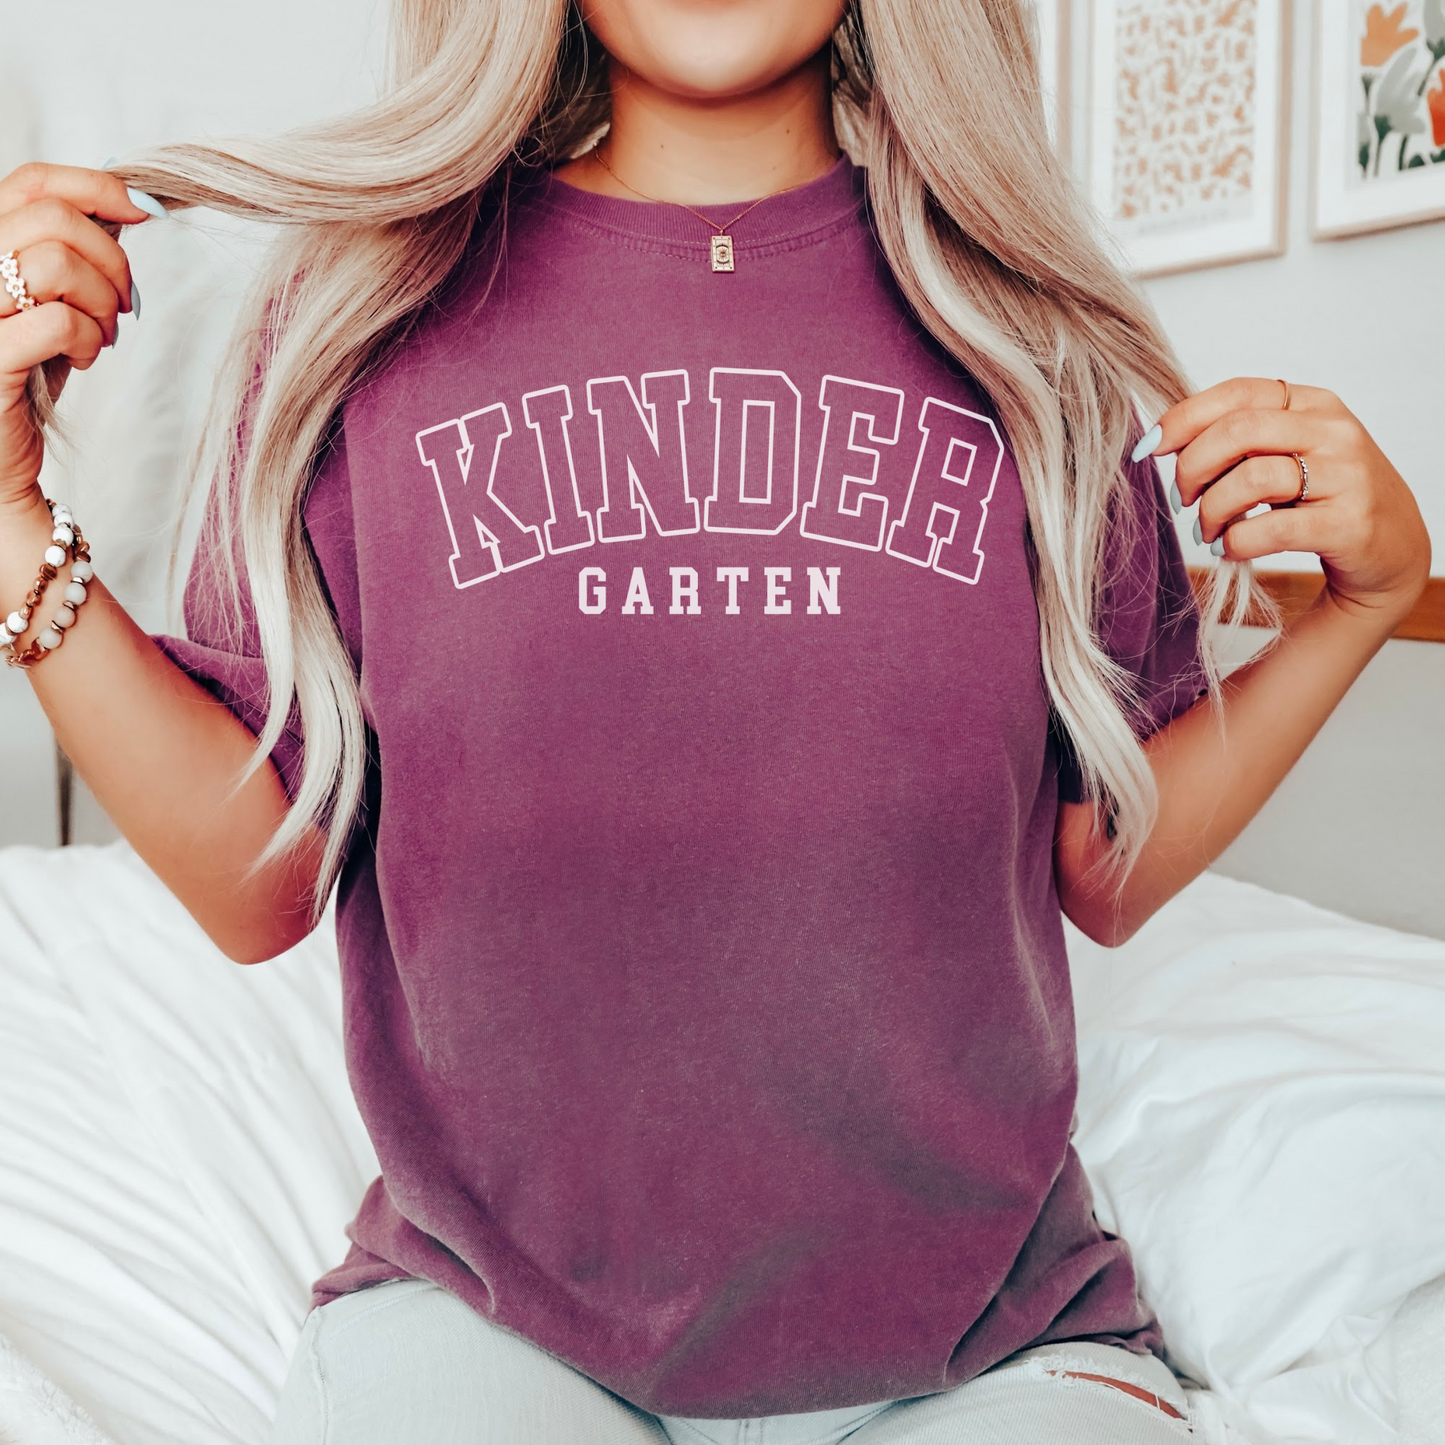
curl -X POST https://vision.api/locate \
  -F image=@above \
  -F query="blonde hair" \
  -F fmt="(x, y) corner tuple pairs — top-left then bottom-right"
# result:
(47, 0), (1276, 934)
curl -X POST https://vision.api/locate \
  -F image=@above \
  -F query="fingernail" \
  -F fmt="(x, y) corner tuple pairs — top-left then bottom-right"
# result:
(1192, 516), (1203, 545)
(1169, 480), (1182, 514)
(102, 156), (118, 169)
(126, 186), (168, 220)
(129, 279), (141, 320)
(1210, 537), (1225, 558)
(1130, 423), (1163, 464)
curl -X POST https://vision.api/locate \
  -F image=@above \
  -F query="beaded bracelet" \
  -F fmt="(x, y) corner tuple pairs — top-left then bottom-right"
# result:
(1, 498), (95, 670)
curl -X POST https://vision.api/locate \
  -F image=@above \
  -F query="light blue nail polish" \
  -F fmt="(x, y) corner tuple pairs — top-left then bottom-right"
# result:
(1210, 537), (1225, 557)
(1168, 480), (1181, 514)
(1192, 516), (1203, 545)
(1130, 422), (1163, 464)
(126, 186), (168, 220)
(102, 155), (118, 169)
(129, 279), (141, 320)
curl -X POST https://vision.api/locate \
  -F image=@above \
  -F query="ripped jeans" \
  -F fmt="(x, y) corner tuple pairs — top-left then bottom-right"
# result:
(267, 1277), (1193, 1444)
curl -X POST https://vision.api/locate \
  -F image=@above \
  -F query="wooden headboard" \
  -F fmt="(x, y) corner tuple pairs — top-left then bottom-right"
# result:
(1188, 568), (1445, 642)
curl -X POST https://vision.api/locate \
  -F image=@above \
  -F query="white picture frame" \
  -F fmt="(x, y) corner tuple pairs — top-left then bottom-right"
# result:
(1031, 0), (1075, 156)
(1312, 0), (1445, 238)
(1085, 0), (1293, 276)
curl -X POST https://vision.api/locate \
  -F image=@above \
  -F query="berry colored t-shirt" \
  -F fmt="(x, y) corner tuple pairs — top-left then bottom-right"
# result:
(149, 154), (1210, 1418)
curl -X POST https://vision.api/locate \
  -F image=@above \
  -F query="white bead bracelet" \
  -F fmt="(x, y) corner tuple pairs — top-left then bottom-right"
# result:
(2, 497), (94, 670)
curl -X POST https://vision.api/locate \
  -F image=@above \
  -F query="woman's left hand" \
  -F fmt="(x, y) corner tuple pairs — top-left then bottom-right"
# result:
(1139, 375), (1432, 628)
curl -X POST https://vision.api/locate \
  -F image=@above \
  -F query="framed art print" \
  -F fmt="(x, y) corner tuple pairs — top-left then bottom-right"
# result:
(1312, 0), (1445, 236)
(1086, 0), (1292, 276)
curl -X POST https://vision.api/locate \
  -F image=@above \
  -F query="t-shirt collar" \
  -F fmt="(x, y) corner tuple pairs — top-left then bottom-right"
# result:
(528, 150), (866, 258)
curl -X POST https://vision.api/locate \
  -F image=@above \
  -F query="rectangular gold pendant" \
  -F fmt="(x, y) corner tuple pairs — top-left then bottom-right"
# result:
(710, 234), (735, 272)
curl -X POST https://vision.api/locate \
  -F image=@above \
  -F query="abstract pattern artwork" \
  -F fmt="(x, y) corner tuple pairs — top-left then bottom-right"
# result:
(1114, 0), (1259, 225)
(1088, 0), (1289, 273)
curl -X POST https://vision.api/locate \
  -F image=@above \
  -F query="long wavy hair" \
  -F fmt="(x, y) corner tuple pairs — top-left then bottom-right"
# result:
(37, 0), (1277, 933)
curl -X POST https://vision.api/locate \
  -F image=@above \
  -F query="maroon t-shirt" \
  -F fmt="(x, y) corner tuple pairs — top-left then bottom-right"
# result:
(150, 155), (1209, 1418)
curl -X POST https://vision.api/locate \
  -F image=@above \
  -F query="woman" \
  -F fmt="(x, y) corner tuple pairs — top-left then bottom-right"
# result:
(0, 0), (1429, 1441)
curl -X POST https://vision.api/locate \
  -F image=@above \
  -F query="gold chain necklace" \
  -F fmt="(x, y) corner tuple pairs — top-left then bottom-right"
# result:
(590, 146), (831, 273)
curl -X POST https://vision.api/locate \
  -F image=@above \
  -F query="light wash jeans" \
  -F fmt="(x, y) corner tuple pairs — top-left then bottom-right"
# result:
(267, 1277), (1194, 1444)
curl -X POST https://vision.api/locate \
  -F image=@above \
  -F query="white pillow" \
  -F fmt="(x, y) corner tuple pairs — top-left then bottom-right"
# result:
(0, 839), (375, 1445)
(1064, 873), (1445, 1444)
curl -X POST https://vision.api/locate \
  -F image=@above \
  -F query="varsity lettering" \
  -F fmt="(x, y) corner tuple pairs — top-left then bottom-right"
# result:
(416, 366), (1002, 594)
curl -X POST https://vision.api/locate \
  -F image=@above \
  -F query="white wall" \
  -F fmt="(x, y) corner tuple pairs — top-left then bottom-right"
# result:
(0, 0), (383, 847)
(5, 1), (383, 162)
(1, 0), (1441, 933)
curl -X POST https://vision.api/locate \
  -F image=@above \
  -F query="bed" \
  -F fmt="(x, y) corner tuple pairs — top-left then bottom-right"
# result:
(1, 838), (1442, 1445)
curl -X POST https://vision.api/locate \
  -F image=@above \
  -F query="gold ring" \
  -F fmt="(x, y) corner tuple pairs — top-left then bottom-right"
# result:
(1290, 451), (1309, 503)
(1277, 378), (1291, 410)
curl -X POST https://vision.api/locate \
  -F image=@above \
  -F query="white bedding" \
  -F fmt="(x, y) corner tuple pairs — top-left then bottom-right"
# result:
(0, 839), (1441, 1445)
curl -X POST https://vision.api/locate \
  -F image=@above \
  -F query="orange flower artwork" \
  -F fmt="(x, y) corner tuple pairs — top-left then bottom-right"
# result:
(1360, 2), (1421, 66)
(1430, 68), (1445, 146)
(1319, 0), (1445, 234)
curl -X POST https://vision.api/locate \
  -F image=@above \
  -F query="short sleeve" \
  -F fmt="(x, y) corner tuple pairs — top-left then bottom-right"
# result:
(1050, 438), (1211, 804)
(148, 419), (354, 824)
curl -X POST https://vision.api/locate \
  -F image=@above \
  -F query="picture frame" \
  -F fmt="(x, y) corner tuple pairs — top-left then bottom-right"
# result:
(1312, 0), (1445, 237)
(1031, 0), (1074, 157)
(1084, 0), (1293, 277)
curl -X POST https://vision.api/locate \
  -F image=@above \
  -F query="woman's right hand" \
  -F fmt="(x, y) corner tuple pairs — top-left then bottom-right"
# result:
(0, 163), (157, 520)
